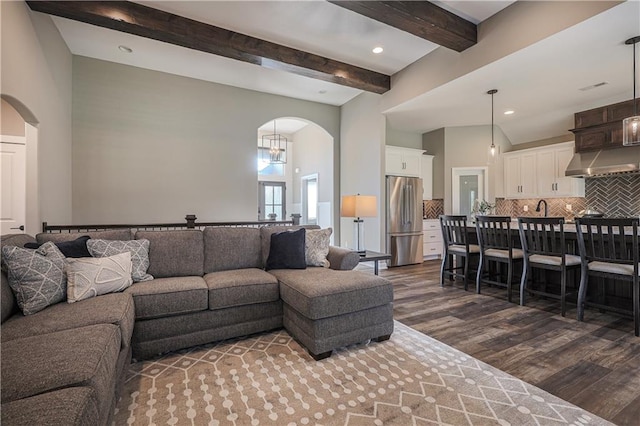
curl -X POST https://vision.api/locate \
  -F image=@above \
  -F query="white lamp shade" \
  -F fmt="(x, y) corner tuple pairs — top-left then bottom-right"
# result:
(623, 115), (640, 146)
(341, 195), (377, 218)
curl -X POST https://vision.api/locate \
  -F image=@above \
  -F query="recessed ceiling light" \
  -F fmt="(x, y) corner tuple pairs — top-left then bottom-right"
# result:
(504, 110), (515, 115)
(372, 46), (384, 54)
(118, 45), (133, 53)
(318, 90), (327, 94)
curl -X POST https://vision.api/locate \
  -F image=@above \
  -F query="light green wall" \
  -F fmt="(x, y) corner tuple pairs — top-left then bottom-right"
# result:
(1, 1), (73, 226)
(340, 92), (385, 251)
(386, 125), (422, 149)
(72, 57), (340, 225)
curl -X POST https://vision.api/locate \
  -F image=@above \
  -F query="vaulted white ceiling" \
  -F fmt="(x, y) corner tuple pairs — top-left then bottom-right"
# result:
(48, 1), (639, 145)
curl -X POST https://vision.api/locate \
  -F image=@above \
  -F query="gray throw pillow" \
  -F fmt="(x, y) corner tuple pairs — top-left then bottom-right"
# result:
(65, 252), (133, 303)
(1, 242), (66, 315)
(306, 228), (332, 267)
(87, 239), (153, 282)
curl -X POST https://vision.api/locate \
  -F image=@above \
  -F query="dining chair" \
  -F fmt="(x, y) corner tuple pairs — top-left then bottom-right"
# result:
(475, 216), (523, 302)
(575, 217), (639, 336)
(518, 217), (581, 317)
(439, 215), (480, 290)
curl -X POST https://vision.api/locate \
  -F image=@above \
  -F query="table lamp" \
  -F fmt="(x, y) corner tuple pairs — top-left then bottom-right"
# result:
(341, 194), (377, 253)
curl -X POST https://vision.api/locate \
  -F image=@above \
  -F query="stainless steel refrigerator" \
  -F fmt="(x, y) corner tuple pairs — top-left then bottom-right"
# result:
(386, 175), (424, 267)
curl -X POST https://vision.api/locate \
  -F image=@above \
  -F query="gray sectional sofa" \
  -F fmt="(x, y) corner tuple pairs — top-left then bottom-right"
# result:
(1, 226), (394, 426)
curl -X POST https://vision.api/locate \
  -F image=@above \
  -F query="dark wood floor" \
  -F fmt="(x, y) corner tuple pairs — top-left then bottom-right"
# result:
(373, 260), (640, 426)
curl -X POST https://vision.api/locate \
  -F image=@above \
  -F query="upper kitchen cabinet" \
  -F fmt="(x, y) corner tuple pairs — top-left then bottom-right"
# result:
(385, 146), (424, 177)
(503, 150), (537, 199)
(536, 142), (584, 197)
(504, 142), (584, 199)
(421, 154), (434, 200)
(572, 99), (640, 152)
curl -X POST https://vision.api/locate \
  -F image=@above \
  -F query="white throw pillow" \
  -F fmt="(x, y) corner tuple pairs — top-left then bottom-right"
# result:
(87, 239), (153, 282)
(305, 228), (332, 267)
(65, 252), (133, 303)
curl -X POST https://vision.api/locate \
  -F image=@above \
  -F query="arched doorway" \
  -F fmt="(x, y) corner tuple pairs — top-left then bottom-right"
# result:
(257, 117), (334, 231)
(1, 95), (40, 235)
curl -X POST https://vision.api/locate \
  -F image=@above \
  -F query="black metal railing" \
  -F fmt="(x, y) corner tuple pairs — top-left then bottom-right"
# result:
(42, 214), (300, 233)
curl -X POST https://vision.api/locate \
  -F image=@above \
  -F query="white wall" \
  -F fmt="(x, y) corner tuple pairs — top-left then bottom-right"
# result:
(1, 99), (25, 136)
(72, 57), (340, 226)
(1, 2), (73, 228)
(340, 92), (385, 251)
(292, 124), (334, 228)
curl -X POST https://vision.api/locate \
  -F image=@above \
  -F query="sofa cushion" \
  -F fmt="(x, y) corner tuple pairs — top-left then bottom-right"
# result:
(124, 276), (208, 319)
(272, 268), (394, 320)
(87, 239), (153, 282)
(204, 268), (279, 310)
(1, 242), (67, 315)
(135, 230), (204, 278)
(1, 233), (37, 322)
(203, 227), (262, 272)
(260, 225), (307, 265)
(1, 387), (99, 426)
(65, 252), (133, 303)
(265, 228), (307, 271)
(1, 323), (120, 407)
(36, 229), (132, 244)
(1, 292), (135, 350)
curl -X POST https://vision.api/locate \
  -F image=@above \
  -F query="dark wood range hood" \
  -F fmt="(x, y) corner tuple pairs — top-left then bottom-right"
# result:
(566, 98), (640, 177)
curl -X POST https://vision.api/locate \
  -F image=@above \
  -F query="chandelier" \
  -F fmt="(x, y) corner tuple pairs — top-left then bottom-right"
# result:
(260, 120), (287, 164)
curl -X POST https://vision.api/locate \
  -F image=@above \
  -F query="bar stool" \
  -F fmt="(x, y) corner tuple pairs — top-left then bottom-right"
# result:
(575, 217), (639, 336)
(439, 215), (480, 290)
(475, 216), (523, 302)
(518, 217), (581, 317)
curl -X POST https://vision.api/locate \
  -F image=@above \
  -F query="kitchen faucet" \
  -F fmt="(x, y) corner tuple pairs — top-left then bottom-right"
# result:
(535, 199), (548, 217)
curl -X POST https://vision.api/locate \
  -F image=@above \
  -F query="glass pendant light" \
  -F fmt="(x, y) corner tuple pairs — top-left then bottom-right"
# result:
(488, 89), (498, 158)
(623, 36), (640, 146)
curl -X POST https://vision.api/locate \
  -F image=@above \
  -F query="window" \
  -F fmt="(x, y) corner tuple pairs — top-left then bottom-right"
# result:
(301, 174), (318, 225)
(258, 181), (286, 221)
(258, 148), (285, 176)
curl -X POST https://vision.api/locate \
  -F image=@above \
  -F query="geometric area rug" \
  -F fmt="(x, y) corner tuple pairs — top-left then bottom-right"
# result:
(113, 321), (612, 425)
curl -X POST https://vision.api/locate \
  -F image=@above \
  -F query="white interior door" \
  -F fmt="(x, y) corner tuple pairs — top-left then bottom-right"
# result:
(1, 139), (27, 234)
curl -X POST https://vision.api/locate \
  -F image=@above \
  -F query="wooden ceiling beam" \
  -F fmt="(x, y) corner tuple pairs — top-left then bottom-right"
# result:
(329, 1), (477, 52)
(27, 1), (390, 94)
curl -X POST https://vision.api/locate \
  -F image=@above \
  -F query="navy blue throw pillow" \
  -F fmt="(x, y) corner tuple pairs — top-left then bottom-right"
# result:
(24, 235), (92, 258)
(265, 228), (307, 271)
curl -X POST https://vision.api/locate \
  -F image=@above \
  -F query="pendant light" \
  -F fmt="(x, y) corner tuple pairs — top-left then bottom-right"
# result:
(260, 120), (287, 164)
(623, 36), (640, 146)
(488, 89), (498, 156)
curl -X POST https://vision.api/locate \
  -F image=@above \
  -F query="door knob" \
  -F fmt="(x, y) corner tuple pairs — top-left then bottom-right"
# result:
(10, 225), (24, 231)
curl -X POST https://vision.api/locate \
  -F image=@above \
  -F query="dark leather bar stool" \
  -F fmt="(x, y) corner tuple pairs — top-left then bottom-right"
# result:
(575, 217), (639, 336)
(518, 217), (581, 317)
(475, 216), (523, 302)
(439, 215), (480, 290)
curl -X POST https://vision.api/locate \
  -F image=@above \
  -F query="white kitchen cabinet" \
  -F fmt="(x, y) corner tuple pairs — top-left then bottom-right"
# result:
(503, 151), (537, 199)
(423, 219), (443, 259)
(421, 154), (434, 200)
(385, 146), (424, 177)
(536, 143), (584, 197)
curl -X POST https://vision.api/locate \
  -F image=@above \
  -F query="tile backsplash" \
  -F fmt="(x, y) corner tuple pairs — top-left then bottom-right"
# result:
(423, 199), (444, 219)
(585, 174), (640, 217)
(495, 197), (586, 220)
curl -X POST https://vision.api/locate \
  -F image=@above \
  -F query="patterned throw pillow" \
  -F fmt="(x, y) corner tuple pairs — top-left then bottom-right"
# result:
(1, 242), (67, 315)
(306, 228), (332, 267)
(65, 252), (133, 303)
(87, 239), (153, 282)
